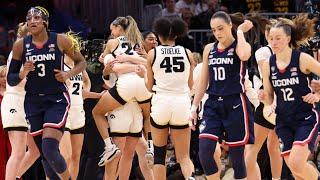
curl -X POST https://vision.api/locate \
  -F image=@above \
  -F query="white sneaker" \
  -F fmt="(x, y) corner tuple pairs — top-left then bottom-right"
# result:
(98, 139), (121, 166)
(145, 140), (154, 168)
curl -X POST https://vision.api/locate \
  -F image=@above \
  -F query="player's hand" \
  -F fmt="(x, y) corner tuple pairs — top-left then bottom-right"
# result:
(136, 47), (147, 59)
(237, 20), (253, 33)
(115, 54), (129, 63)
(21, 61), (35, 77)
(99, 53), (105, 63)
(189, 110), (198, 131)
(54, 69), (71, 82)
(135, 65), (146, 78)
(103, 59), (118, 76)
(302, 93), (320, 104)
(311, 80), (320, 93)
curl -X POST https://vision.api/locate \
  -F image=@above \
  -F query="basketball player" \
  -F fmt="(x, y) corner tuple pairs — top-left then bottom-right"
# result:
(261, 15), (320, 180)
(93, 16), (152, 165)
(1, 22), (40, 180)
(58, 31), (95, 180)
(190, 11), (254, 180)
(139, 17), (196, 180)
(245, 19), (283, 180)
(7, 6), (86, 179)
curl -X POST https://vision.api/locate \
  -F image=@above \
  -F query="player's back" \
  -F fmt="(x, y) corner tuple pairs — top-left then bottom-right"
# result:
(152, 45), (190, 94)
(111, 36), (135, 56)
(64, 64), (83, 106)
(22, 32), (67, 94)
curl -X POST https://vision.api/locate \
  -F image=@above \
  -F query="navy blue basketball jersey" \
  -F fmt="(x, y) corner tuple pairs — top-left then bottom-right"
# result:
(207, 41), (246, 96)
(269, 50), (313, 117)
(21, 32), (67, 94)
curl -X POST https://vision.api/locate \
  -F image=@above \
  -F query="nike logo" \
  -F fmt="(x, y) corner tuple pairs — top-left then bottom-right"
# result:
(233, 104), (241, 109)
(56, 99), (63, 102)
(305, 115), (312, 120)
(26, 49), (34, 52)
(272, 73), (277, 76)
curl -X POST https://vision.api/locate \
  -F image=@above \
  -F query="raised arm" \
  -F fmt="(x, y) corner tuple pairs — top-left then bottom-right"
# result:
(236, 20), (253, 61)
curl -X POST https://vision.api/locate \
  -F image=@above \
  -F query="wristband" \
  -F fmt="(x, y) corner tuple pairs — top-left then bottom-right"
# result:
(237, 29), (244, 34)
(191, 104), (198, 112)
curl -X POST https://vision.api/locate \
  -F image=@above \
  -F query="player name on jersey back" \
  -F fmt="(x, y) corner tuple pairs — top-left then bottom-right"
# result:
(160, 47), (182, 55)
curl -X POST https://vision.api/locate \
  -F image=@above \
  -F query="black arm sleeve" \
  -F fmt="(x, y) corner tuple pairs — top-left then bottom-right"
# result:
(7, 59), (23, 86)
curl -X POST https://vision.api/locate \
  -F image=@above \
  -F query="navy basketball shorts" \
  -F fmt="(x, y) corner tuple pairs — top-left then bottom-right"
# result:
(24, 92), (70, 136)
(199, 93), (254, 147)
(275, 109), (319, 156)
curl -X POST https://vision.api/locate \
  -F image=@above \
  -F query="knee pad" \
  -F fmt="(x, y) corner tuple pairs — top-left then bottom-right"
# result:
(42, 138), (67, 174)
(154, 145), (166, 165)
(229, 146), (246, 179)
(198, 138), (218, 175)
(41, 159), (60, 180)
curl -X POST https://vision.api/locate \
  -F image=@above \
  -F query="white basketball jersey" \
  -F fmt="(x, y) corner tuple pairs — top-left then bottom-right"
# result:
(111, 36), (136, 56)
(64, 64), (83, 106)
(152, 45), (190, 94)
(6, 51), (26, 95)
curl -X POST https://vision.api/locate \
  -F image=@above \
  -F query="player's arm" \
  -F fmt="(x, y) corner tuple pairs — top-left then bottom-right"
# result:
(116, 54), (147, 65)
(7, 39), (33, 86)
(186, 48), (195, 90)
(99, 39), (119, 62)
(261, 60), (274, 105)
(192, 43), (211, 108)
(57, 34), (86, 80)
(144, 49), (155, 92)
(82, 70), (90, 91)
(300, 52), (320, 77)
(236, 20), (253, 61)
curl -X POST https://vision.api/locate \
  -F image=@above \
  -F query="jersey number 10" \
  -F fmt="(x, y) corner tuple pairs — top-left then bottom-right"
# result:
(160, 57), (185, 73)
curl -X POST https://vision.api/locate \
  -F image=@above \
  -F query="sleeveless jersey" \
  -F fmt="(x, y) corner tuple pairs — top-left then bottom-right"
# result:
(64, 64), (83, 106)
(22, 32), (67, 94)
(111, 36), (135, 56)
(6, 52), (25, 95)
(269, 50), (313, 117)
(152, 45), (190, 94)
(207, 41), (246, 96)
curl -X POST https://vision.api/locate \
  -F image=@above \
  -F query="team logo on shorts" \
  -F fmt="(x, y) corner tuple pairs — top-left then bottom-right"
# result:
(109, 114), (115, 119)
(9, 109), (17, 113)
(199, 120), (206, 133)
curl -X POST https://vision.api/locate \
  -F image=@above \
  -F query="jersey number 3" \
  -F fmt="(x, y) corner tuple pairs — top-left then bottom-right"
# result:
(37, 63), (45, 77)
(160, 57), (185, 73)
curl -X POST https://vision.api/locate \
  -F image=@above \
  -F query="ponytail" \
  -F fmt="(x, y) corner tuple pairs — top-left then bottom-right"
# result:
(124, 16), (143, 45)
(273, 14), (316, 48)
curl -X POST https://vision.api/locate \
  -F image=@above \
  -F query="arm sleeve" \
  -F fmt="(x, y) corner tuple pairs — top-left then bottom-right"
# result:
(7, 59), (23, 86)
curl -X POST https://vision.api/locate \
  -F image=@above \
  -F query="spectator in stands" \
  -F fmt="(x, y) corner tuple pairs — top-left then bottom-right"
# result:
(192, 0), (219, 29)
(195, 0), (209, 15)
(158, 0), (181, 18)
(176, 0), (196, 15)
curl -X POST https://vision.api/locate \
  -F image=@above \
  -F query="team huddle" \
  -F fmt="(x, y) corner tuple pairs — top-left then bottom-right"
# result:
(2, 5), (320, 180)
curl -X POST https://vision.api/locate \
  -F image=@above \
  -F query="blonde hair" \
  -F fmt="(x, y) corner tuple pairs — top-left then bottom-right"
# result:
(65, 30), (82, 53)
(17, 22), (28, 38)
(112, 16), (143, 45)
